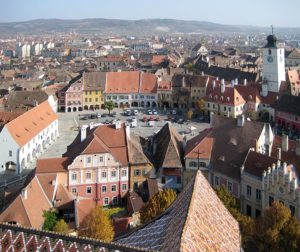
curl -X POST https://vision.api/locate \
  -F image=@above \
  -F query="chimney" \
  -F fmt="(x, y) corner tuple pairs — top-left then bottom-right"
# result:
(212, 80), (216, 90)
(115, 120), (122, 129)
(210, 112), (215, 127)
(277, 147), (282, 160)
(21, 188), (27, 200)
(282, 134), (289, 152)
(237, 115), (245, 127)
(244, 79), (247, 86)
(296, 138), (300, 156)
(125, 122), (130, 139)
(81, 125), (88, 142)
(182, 76), (186, 87)
(220, 79), (225, 93)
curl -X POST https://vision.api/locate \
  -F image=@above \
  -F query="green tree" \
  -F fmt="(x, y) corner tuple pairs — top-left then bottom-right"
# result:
(53, 219), (69, 234)
(215, 186), (254, 249)
(42, 209), (58, 231)
(140, 189), (177, 224)
(253, 201), (300, 252)
(78, 206), (115, 242)
(104, 100), (115, 115)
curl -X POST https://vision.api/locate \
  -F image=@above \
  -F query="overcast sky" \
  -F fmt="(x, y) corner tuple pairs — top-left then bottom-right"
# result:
(1, 0), (299, 27)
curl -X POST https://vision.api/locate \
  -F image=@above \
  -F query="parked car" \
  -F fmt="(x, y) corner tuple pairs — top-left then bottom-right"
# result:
(148, 110), (153, 115)
(80, 116), (89, 120)
(96, 113), (101, 118)
(90, 114), (97, 119)
(133, 109), (138, 115)
(143, 117), (148, 122)
(172, 110), (177, 115)
(152, 109), (157, 115)
(149, 116), (154, 121)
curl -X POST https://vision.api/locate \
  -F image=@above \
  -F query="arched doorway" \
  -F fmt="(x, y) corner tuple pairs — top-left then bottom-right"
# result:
(60, 106), (65, 112)
(84, 105), (88, 110)
(101, 104), (105, 109)
(78, 107), (83, 111)
(89, 105), (94, 110)
(73, 107), (77, 112)
(141, 101), (145, 107)
(131, 101), (138, 107)
(95, 105), (100, 110)
(152, 102), (157, 107)
(146, 101), (150, 107)
(67, 107), (72, 112)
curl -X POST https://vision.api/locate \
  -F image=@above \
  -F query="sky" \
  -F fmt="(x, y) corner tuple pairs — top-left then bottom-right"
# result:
(1, 0), (299, 27)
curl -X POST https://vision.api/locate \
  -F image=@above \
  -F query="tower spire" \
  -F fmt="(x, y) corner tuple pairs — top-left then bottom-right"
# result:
(271, 24), (274, 35)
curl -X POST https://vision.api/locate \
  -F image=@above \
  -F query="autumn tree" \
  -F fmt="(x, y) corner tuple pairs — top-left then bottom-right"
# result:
(215, 186), (254, 249)
(252, 201), (300, 252)
(104, 100), (115, 115)
(140, 189), (177, 224)
(78, 206), (115, 242)
(53, 219), (69, 234)
(186, 110), (193, 120)
(196, 99), (205, 114)
(42, 209), (58, 231)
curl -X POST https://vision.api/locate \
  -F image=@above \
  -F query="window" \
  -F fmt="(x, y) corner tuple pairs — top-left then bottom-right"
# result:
(102, 171), (107, 178)
(111, 170), (116, 177)
(247, 185), (252, 197)
(177, 176), (181, 184)
(102, 186), (107, 193)
(161, 176), (166, 184)
(111, 185), (116, 192)
(103, 197), (109, 206)
(71, 188), (77, 194)
(189, 161), (197, 167)
(224, 106), (227, 111)
(89, 98), (92, 102)
(86, 172), (91, 180)
(71, 173), (77, 181)
(207, 103), (210, 108)
(256, 189), (261, 200)
(121, 170), (127, 177)
(228, 107), (231, 112)
(214, 176), (219, 186)
(290, 205), (296, 216)
(86, 186), (92, 194)
(122, 184), (127, 191)
(85, 98), (88, 102)
(87, 157), (91, 163)
(246, 205), (252, 217)
(227, 181), (233, 192)
(134, 169), (141, 176)
(199, 162), (206, 168)
(255, 209), (261, 218)
(99, 156), (103, 162)
(112, 196), (118, 205)
(8, 150), (12, 157)
(269, 196), (274, 206)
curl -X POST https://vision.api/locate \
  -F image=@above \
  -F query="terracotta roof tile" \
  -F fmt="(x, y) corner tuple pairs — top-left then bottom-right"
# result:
(106, 71), (140, 94)
(36, 157), (70, 174)
(6, 101), (58, 147)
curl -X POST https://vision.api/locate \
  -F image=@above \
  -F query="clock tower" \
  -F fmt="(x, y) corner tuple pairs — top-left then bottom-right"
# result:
(262, 34), (285, 93)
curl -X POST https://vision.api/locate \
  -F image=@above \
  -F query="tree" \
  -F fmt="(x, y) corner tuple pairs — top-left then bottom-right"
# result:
(196, 99), (205, 113)
(252, 201), (300, 252)
(186, 110), (193, 120)
(215, 186), (254, 249)
(140, 189), (177, 224)
(78, 206), (115, 242)
(104, 100), (115, 115)
(53, 219), (69, 234)
(42, 209), (58, 231)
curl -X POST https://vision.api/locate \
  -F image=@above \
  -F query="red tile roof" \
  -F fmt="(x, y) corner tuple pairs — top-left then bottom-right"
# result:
(36, 157), (70, 174)
(106, 71), (140, 94)
(140, 73), (157, 94)
(6, 101), (57, 147)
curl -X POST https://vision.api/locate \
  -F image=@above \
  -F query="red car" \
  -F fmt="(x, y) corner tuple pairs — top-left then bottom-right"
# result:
(149, 116), (154, 121)
(143, 117), (147, 122)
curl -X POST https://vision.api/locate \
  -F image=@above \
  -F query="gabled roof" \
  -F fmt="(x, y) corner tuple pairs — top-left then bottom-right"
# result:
(0, 176), (52, 228)
(153, 123), (183, 169)
(128, 134), (152, 165)
(36, 157), (70, 174)
(185, 128), (214, 160)
(273, 94), (300, 116)
(139, 72), (157, 94)
(106, 71), (140, 94)
(116, 171), (241, 251)
(6, 100), (58, 147)
(82, 71), (106, 91)
(210, 116), (265, 180)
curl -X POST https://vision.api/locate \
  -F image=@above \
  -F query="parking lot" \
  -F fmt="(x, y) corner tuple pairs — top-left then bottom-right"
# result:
(39, 107), (210, 159)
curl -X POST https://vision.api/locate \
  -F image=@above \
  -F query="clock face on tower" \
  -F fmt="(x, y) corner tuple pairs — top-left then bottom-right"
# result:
(267, 56), (274, 63)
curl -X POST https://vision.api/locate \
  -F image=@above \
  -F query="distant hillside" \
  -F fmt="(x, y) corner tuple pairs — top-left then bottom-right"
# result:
(0, 18), (299, 36)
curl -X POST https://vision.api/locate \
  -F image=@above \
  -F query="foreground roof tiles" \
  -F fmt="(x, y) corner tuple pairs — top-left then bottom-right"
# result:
(116, 171), (241, 251)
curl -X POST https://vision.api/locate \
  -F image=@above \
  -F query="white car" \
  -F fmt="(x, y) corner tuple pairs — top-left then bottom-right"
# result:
(148, 110), (153, 115)
(133, 109), (138, 115)
(152, 109), (157, 115)
(96, 113), (101, 118)
(172, 110), (177, 115)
